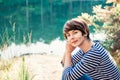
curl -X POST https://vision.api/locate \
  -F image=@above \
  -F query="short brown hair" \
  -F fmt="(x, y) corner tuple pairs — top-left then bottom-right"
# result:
(63, 18), (90, 40)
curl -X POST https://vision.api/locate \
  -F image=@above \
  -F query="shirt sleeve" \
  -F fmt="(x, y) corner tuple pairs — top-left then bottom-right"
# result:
(62, 50), (101, 80)
(72, 49), (84, 66)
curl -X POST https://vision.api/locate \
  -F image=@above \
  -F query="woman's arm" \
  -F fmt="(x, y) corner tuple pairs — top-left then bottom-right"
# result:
(64, 50), (72, 68)
(72, 49), (84, 65)
(61, 42), (75, 67)
(62, 49), (100, 80)
(61, 49), (84, 67)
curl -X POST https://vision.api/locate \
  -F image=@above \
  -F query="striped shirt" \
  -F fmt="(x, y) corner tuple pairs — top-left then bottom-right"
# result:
(62, 41), (120, 80)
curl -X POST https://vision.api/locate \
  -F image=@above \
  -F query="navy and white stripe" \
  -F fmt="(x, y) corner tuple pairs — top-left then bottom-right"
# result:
(62, 41), (120, 80)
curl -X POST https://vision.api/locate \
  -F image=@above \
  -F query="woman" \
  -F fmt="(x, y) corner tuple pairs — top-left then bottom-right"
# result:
(61, 18), (120, 80)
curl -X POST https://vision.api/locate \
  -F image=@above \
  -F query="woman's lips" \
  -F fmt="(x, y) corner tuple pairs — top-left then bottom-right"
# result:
(72, 40), (77, 44)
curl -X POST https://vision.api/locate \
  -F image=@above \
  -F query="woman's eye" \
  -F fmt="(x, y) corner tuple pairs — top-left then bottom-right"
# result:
(73, 31), (78, 34)
(66, 34), (70, 37)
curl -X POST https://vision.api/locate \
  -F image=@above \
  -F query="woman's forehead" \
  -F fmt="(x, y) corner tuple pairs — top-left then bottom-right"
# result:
(66, 30), (79, 34)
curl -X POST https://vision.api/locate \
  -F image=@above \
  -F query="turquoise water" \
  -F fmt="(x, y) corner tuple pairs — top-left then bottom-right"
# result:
(0, 0), (106, 44)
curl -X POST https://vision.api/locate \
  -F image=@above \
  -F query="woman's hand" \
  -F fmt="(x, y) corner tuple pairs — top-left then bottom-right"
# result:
(65, 41), (75, 54)
(61, 41), (75, 67)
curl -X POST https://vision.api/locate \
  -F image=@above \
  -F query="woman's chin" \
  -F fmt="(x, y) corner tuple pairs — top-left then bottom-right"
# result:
(72, 44), (78, 47)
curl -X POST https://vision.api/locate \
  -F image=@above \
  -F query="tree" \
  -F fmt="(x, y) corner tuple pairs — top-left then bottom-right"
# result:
(80, 0), (120, 64)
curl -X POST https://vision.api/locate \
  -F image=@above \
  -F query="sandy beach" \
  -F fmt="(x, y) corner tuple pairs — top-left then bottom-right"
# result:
(25, 54), (63, 80)
(0, 54), (63, 80)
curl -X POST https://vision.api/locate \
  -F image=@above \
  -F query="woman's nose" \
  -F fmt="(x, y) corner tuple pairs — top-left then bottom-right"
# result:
(69, 34), (74, 40)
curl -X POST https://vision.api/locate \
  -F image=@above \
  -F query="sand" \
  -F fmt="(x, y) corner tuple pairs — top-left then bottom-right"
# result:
(25, 54), (63, 80)
(0, 54), (63, 80)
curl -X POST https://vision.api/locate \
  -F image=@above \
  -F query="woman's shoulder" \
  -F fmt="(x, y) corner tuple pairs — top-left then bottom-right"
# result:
(91, 40), (106, 53)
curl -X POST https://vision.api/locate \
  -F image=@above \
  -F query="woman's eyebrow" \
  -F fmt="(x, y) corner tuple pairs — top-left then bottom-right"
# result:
(72, 30), (77, 32)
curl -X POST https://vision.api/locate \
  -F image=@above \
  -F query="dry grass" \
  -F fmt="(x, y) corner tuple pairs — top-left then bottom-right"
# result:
(0, 54), (63, 80)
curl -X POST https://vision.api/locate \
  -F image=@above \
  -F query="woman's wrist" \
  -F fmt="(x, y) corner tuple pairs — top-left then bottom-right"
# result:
(61, 49), (73, 67)
(64, 53), (72, 67)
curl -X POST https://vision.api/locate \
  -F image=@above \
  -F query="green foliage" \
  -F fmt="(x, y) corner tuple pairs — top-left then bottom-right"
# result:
(18, 57), (32, 80)
(92, 4), (120, 51)
(0, 57), (34, 80)
(79, 0), (120, 65)
(0, 28), (12, 51)
(80, 1), (120, 52)
(0, 16), (32, 50)
(118, 65), (120, 71)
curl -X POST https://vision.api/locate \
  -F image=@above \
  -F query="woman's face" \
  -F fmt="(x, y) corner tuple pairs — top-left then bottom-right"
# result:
(66, 30), (86, 47)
